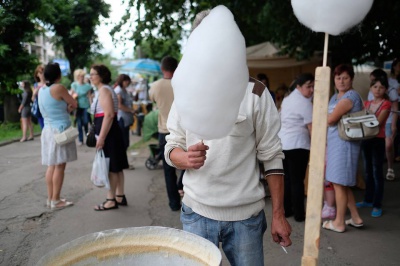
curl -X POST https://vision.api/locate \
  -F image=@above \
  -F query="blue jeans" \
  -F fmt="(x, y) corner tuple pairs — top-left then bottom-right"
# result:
(76, 108), (88, 142)
(361, 137), (385, 208)
(158, 133), (181, 210)
(181, 203), (267, 266)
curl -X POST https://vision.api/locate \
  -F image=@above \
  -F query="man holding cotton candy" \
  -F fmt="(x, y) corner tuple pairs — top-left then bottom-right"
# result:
(165, 6), (291, 265)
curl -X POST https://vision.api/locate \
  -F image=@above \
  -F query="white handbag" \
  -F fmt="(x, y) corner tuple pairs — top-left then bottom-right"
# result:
(338, 111), (379, 141)
(54, 126), (79, 145)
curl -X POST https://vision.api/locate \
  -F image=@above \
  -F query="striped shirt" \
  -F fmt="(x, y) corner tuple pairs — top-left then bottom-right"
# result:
(91, 85), (118, 116)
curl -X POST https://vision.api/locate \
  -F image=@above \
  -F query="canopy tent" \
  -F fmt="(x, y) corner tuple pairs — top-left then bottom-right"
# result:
(119, 59), (162, 77)
(247, 42), (322, 68)
(246, 42), (322, 91)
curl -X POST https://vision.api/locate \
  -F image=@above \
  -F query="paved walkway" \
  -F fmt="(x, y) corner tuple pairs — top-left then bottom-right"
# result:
(0, 133), (399, 265)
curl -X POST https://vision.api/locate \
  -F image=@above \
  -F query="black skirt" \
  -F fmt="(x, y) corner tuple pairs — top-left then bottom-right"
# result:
(94, 116), (129, 173)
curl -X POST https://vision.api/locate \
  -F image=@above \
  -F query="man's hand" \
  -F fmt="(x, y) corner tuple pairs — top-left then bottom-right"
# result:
(265, 174), (291, 247)
(170, 141), (209, 170)
(186, 142), (209, 169)
(271, 212), (292, 247)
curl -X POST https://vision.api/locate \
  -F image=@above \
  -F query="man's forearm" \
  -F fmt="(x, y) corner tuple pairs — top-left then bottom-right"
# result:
(169, 147), (188, 169)
(265, 174), (285, 216)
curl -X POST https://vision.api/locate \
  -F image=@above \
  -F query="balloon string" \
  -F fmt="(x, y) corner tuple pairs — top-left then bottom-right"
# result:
(323, 33), (329, 67)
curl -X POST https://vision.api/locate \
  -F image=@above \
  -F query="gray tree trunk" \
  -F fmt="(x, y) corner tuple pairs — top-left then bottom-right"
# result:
(3, 94), (20, 123)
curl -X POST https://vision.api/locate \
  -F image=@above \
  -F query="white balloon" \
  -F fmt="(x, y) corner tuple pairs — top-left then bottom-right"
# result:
(172, 5), (249, 140)
(291, 0), (373, 35)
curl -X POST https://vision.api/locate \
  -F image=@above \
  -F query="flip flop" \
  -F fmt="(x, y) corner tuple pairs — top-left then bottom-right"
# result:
(345, 218), (364, 228)
(322, 220), (345, 233)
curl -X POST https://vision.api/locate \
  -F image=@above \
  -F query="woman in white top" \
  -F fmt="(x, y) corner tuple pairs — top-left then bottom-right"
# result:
(278, 73), (314, 222)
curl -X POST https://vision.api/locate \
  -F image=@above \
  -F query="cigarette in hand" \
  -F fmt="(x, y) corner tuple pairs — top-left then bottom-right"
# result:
(281, 246), (288, 254)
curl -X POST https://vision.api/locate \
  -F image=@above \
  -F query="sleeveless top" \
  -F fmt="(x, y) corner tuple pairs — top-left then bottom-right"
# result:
(91, 85), (118, 115)
(38, 84), (71, 132)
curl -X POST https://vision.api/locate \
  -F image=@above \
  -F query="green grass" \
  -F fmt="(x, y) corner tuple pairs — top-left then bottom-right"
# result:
(129, 138), (157, 150)
(0, 122), (42, 143)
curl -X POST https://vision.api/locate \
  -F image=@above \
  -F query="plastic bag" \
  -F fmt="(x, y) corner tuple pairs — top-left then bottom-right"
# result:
(90, 149), (110, 189)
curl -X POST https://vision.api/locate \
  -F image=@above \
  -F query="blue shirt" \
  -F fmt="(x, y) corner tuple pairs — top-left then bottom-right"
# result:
(38, 85), (71, 132)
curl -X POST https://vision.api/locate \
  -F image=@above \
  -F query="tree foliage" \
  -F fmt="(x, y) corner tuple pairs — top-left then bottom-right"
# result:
(116, 0), (400, 67)
(40, 0), (110, 76)
(0, 0), (42, 97)
(261, 0), (400, 67)
(138, 29), (182, 61)
(112, 0), (266, 59)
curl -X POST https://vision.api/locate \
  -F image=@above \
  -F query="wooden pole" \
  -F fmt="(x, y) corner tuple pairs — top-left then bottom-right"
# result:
(301, 33), (330, 266)
(322, 33), (329, 67)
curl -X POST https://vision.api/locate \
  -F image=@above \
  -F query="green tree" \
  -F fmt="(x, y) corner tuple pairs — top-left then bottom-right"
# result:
(90, 53), (119, 84)
(138, 29), (182, 61)
(0, 0), (43, 122)
(116, 0), (400, 67)
(261, 0), (400, 67)
(113, 0), (266, 59)
(41, 0), (110, 77)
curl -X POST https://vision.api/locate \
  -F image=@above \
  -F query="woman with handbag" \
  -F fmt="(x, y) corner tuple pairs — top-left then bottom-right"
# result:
(322, 64), (364, 233)
(114, 74), (135, 151)
(90, 64), (129, 211)
(39, 62), (77, 210)
(357, 76), (391, 217)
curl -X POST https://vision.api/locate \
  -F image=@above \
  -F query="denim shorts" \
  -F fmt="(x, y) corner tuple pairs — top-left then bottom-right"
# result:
(180, 203), (267, 266)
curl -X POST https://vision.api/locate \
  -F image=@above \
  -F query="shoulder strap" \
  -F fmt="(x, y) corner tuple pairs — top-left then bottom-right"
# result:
(374, 100), (385, 114)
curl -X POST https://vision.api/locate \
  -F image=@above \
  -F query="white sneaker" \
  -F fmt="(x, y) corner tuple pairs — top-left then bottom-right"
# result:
(386, 168), (395, 181)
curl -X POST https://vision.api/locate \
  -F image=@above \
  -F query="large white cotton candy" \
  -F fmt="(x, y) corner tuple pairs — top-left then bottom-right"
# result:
(291, 0), (373, 36)
(172, 5), (249, 140)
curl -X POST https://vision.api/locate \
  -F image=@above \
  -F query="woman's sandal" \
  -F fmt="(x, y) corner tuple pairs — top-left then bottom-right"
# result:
(116, 195), (128, 206)
(94, 198), (119, 211)
(46, 198), (66, 208)
(51, 199), (73, 210)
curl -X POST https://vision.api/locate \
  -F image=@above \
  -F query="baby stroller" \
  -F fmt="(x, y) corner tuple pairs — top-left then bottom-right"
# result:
(142, 109), (163, 170)
(145, 143), (163, 170)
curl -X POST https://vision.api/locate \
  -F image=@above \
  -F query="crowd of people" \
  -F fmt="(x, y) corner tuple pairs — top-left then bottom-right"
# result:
(15, 12), (400, 264)
(17, 58), (400, 264)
